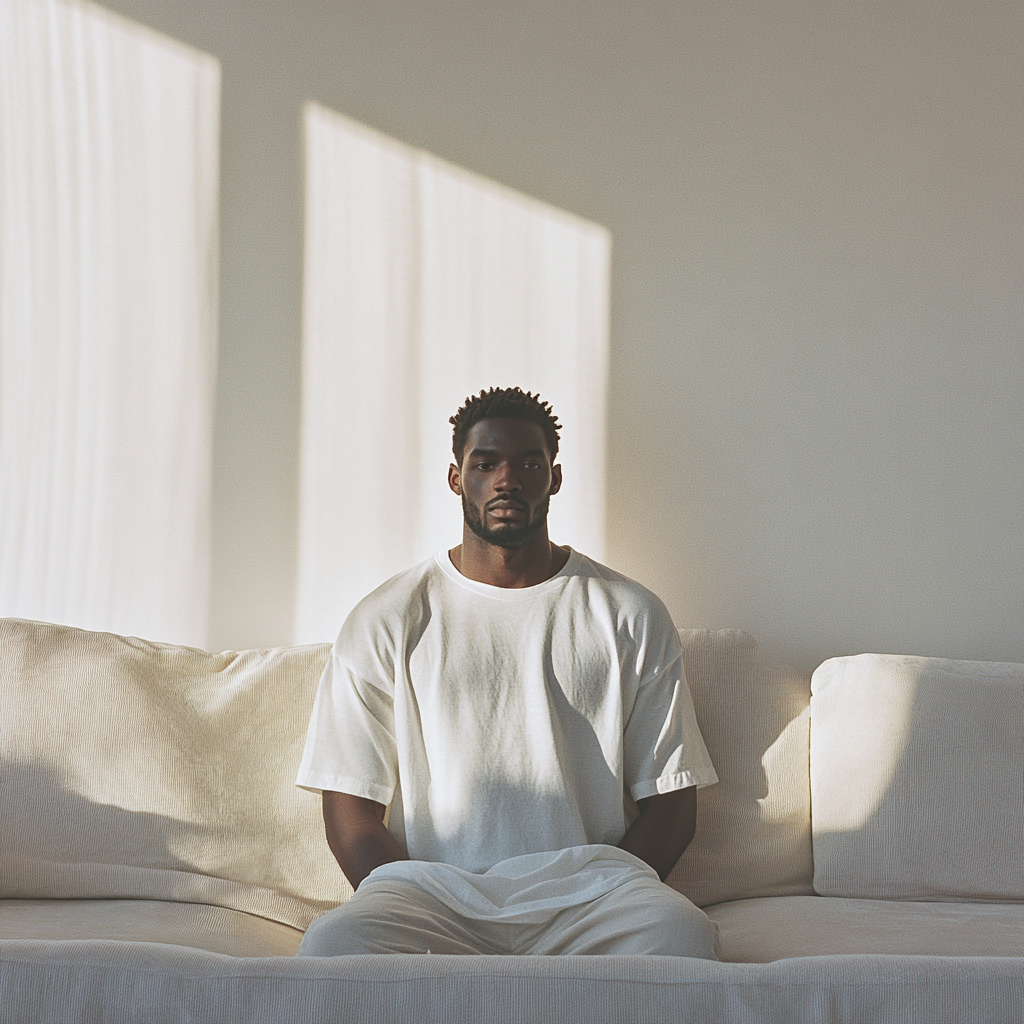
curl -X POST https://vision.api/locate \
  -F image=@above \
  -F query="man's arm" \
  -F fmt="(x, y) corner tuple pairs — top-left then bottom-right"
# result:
(618, 786), (696, 881)
(321, 791), (409, 890)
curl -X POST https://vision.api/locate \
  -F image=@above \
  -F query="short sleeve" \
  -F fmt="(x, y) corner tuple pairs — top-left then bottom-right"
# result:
(294, 644), (398, 805)
(624, 650), (718, 802)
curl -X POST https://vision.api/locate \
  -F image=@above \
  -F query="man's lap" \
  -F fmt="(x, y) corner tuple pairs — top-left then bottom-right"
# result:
(520, 874), (718, 957)
(299, 879), (505, 955)
(298, 870), (718, 958)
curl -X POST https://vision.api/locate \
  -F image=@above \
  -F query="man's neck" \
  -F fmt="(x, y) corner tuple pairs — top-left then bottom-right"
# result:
(450, 530), (571, 588)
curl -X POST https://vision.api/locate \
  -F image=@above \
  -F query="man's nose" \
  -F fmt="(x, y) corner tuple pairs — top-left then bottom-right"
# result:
(493, 462), (521, 492)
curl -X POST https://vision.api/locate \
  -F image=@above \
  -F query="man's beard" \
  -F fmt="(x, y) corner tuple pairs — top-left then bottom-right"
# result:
(462, 493), (551, 549)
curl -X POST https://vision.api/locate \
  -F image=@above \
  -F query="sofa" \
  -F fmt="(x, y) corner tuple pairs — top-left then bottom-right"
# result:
(2, 616), (1022, 1023)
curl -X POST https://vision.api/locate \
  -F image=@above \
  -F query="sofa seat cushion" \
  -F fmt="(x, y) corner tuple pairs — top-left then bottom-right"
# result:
(1, 899), (303, 958)
(707, 895), (1024, 962)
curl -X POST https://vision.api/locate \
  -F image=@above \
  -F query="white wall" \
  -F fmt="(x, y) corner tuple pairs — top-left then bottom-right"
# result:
(96, 0), (1023, 671)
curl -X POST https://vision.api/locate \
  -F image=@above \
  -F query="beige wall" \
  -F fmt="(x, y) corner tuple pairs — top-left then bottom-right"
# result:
(97, 0), (1023, 671)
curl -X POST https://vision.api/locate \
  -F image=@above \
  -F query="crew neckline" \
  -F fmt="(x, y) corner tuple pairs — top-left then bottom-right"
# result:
(435, 546), (581, 600)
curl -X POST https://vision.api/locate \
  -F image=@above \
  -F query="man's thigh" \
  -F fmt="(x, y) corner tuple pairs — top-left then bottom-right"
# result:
(297, 880), (504, 956)
(520, 876), (719, 958)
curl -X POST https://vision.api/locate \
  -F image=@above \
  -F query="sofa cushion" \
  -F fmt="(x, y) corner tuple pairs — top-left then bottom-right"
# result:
(1, 899), (303, 957)
(708, 895), (1024, 962)
(0, 618), (347, 929)
(810, 653), (1024, 902)
(667, 629), (813, 907)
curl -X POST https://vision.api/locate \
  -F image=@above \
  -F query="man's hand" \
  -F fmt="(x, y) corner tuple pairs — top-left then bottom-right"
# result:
(617, 786), (697, 881)
(321, 791), (409, 890)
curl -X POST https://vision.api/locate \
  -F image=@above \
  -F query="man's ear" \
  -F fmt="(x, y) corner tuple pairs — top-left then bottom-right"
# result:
(549, 463), (562, 496)
(448, 462), (462, 496)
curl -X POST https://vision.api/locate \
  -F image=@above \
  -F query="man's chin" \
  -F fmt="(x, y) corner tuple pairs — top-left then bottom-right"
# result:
(468, 523), (537, 549)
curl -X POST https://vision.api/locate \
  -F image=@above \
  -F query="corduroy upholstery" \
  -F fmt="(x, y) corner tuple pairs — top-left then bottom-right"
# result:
(2, 899), (303, 957)
(2, 943), (1023, 1024)
(708, 895), (1024, 962)
(671, 628), (813, 907)
(0, 618), (345, 929)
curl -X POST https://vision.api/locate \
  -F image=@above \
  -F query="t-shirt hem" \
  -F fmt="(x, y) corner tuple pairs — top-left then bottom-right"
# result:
(294, 772), (394, 805)
(630, 770), (718, 802)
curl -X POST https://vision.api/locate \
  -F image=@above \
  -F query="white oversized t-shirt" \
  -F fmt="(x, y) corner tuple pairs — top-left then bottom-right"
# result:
(296, 548), (717, 874)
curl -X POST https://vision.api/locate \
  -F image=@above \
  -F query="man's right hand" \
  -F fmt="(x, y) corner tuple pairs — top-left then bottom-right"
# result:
(321, 791), (409, 889)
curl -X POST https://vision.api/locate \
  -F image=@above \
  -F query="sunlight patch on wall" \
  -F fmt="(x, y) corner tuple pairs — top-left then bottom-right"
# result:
(0, 0), (219, 645)
(296, 103), (610, 644)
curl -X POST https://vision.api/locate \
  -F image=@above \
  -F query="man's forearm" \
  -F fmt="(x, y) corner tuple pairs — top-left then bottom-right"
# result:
(618, 786), (697, 881)
(329, 821), (407, 890)
(322, 791), (409, 889)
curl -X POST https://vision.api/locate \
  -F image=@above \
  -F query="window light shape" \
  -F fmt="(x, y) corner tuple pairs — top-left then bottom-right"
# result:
(296, 104), (609, 644)
(0, 0), (219, 646)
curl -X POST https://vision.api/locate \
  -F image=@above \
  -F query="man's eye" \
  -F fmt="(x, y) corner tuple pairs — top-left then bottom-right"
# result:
(523, 461), (539, 470)
(476, 462), (493, 470)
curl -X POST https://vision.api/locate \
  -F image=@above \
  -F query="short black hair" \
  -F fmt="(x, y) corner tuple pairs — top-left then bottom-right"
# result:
(450, 387), (561, 464)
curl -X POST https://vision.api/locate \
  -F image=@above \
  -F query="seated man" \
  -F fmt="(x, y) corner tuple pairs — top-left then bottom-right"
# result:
(295, 387), (718, 957)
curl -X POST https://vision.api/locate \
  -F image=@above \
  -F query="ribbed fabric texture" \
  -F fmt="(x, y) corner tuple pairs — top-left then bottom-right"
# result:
(709, 895), (1024, 962)
(2, 899), (302, 957)
(668, 629), (814, 907)
(2, 942), (1023, 1024)
(811, 654), (1024, 901)
(0, 618), (348, 928)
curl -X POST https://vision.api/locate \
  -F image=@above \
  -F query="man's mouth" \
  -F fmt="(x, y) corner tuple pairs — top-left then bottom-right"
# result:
(487, 499), (526, 519)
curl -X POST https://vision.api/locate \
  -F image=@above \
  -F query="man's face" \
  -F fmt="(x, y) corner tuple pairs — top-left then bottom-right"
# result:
(449, 417), (562, 549)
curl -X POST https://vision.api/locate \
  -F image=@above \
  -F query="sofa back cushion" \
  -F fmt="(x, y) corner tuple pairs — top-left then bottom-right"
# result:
(1, 619), (812, 920)
(667, 629), (814, 907)
(811, 653), (1024, 901)
(0, 618), (348, 930)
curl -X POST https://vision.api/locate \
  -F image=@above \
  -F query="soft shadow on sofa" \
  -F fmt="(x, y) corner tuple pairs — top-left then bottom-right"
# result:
(670, 629), (815, 907)
(2, 759), (222, 901)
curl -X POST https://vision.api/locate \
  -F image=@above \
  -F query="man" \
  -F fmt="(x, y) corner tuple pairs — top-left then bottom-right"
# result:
(295, 387), (718, 957)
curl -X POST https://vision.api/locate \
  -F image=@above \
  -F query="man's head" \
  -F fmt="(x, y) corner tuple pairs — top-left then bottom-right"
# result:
(448, 388), (562, 549)
(449, 387), (560, 466)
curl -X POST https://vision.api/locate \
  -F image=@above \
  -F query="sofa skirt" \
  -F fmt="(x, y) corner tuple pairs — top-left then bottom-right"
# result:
(2, 940), (1023, 1024)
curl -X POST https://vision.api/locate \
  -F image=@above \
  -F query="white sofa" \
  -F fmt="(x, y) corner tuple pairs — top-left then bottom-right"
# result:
(2, 617), (1022, 1023)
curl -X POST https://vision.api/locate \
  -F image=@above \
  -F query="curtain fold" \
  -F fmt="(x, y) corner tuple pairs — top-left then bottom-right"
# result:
(0, 0), (219, 646)
(297, 103), (609, 645)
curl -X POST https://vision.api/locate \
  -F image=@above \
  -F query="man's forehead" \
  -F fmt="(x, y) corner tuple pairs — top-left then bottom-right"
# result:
(464, 417), (548, 449)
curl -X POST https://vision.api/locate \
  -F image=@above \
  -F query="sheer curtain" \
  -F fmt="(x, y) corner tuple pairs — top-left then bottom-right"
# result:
(0, 0), (219, 646)
(297, 103), (610, 644)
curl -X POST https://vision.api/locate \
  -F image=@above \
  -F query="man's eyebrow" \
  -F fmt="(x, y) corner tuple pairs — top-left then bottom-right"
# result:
(467, 447), (547, 458)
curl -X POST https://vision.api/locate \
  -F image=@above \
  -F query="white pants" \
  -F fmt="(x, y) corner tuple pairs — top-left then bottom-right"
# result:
(298, 871), (718, 958)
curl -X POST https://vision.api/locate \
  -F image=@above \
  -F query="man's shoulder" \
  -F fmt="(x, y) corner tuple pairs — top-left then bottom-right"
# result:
(337, 554), (441, 643)
(567, 553), (682, 680)
(569, 552), (677, 630)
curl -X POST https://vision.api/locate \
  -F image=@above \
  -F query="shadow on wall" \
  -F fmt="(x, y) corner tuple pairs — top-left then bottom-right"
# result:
(810, 657), (1024, 904)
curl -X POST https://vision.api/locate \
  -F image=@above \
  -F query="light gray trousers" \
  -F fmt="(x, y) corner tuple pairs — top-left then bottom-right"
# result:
(298, 873), (719, 958)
